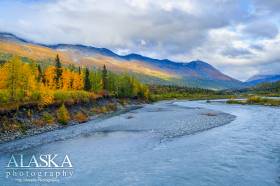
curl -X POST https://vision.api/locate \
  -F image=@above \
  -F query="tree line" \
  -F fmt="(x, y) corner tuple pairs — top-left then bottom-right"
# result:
(0, 55), (149, 106)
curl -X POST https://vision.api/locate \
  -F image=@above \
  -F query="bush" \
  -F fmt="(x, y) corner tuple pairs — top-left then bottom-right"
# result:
(53, 91), (73, 103)
(119, 99), (128, 106)
(0, 89), (10, 104)
(53, 90), (95, 104)
(30, 91), (41, 102)
(40, 91), (54, 106)
(1, 117), (21, 132)
(42, 112), (54, 124)
(0, 116), (27, 133)
(107, 103), (117, 111)
(73, 111), (88, 123)
(33, 119), (45, 127)
(247, 96), (261, 104)
(227, 99), (246, 105)
(57, 104), (70, 125)
(91, 106), (108, 114)
(246, 96), (280, 106)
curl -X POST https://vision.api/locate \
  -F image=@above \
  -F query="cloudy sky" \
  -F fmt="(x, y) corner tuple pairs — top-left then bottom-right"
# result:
(0, 0), (280, 81)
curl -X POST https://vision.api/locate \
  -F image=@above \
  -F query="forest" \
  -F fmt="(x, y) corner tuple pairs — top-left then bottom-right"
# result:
(149, 85), (233, 101)
(0, 55), (149, 110)
(235, 81), (280, 96)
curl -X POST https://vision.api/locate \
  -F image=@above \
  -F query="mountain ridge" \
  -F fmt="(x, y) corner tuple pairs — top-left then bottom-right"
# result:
(0, 32), (242, 89)
(245, 74), (280, 86)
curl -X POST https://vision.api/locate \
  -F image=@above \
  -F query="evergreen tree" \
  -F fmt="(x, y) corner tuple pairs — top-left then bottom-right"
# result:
(37, 64), (43, 82)
(78, 66), (81, 75)
(102, 65), (109, 91)
(90, 69), (102, 93)
(54, 54), (62, 89)
(84, 67), (91, 91)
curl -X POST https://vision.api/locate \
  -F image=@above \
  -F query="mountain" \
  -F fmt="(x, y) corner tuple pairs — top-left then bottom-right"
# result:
(0, 32), (29, 43)
(245, 74), (280, 86)
(234, 80), (280, 95)
(0, 32), (242, 89)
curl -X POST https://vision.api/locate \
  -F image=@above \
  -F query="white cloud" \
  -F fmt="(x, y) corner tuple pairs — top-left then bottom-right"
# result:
(0, 0), (279, 80)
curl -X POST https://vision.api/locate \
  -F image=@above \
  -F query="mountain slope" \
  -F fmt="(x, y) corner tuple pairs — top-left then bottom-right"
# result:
(245, 74), (280, 86)
(0, 32), (242, 89)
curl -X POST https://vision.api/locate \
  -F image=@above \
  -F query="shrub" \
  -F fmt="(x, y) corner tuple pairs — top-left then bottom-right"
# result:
(91, 106), (108, 114)
(119, 99), (128, 106)
(73, 111), (88, 123)
(107, 103), (117, 111)
(57, 104), (70, 125)
(53, 90), (95, 105)
(227, 99), (245, 105)
(1, 116), (24, 133)
(40, 91), (54, 107)
(247, 96), (261, 104)
(30, 91), (41, 102)
(53, 90), (72, 103)
(27, 109), (32, 119)
(33, 119), (45, 127)
(42, 112), (54, 124)
(0, 89), (9, 104)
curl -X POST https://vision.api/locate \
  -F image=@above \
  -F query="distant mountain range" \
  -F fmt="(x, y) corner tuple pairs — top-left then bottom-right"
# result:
(0, 32), (244, 89)
(245, 74), (280, 86)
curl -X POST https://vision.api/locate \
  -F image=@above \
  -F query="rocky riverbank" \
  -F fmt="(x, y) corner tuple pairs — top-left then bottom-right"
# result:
(0, 98), (146, 144)
(0, 100), (236, 153)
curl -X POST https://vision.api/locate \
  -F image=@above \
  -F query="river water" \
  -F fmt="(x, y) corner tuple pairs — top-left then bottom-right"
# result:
(0, 100), (279, 186)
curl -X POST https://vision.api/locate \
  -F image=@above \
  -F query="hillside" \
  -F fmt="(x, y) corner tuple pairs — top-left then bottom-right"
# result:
(0, 32), (242, 89)
(245, 74), (280, 86)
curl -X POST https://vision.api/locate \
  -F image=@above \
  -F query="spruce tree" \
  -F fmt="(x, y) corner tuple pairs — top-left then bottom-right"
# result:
(78, 66), (81, 75)
(37, 64), (43, 82)
(54, 54), (62, 89)
(102, 65), (109, 91)
(84, 67), (91, 91)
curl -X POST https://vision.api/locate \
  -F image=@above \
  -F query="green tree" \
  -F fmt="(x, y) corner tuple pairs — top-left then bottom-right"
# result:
(102, 65), (109, 91)
(57, 104), (70, 125)
(84, 67), (91, 91)
(37, 64), (43, 83)
(54, 54), (62, 89)
(90, 69), (102, 93)
(78, 66), (81, 75)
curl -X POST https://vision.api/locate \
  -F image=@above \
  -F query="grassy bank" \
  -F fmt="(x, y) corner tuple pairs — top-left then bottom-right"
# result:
(0, 90), (100, 113)
(227, 96), (280, 106)
(149, 85), (235, 101)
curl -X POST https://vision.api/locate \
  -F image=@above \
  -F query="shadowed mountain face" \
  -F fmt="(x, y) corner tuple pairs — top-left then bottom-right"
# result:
(0, 32), (242, 89)
(245, 74), (280, 86)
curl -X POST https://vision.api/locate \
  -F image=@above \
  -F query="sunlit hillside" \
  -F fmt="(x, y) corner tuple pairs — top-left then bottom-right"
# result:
(0, 41), (72, 63)
(81, 56), (177, 80)
(0, 33), (243, 89)
(0, 40), (177, 81)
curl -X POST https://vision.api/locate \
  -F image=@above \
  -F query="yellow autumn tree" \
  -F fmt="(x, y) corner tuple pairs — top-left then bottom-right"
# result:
(1, 56), (24, 100)
(20, 63), (37, 98)
(72, 72), (83, 90)
(61, 68), (84, 91)
(0, 62), (8, 89)
(61, 68), (72, 90)
(44, 66), (57, 90)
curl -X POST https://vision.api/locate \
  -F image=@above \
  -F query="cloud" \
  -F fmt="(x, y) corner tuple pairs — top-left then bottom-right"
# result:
(251, 0), (280, 14)
(0, 0), (279, 81)
(0, 0), (248, 52)
(222, 47), (252, 58)
(242, 20), (278, 39)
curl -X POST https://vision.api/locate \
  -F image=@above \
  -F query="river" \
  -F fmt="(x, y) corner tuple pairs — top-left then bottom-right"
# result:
(0, 100), (279, 186)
